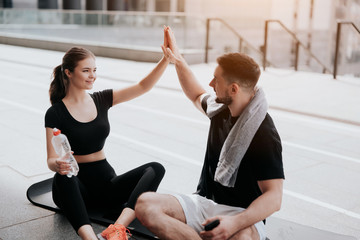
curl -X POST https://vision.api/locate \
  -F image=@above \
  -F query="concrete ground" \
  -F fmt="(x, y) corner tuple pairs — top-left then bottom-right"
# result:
(0, 44), (359, 239)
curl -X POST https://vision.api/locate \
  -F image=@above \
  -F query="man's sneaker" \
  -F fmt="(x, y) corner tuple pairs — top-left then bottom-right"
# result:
(100, 224), (129, 240)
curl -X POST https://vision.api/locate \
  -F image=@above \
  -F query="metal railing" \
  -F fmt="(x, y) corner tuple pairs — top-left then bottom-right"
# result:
(263, 19), (332, 74)
(204, 18), (273, 66)
(333, 21), (360, 79)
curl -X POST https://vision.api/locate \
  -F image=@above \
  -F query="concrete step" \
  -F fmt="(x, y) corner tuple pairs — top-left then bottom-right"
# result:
(0, 32), (216, 64)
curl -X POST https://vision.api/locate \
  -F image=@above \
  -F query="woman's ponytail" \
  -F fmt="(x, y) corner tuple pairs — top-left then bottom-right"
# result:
(49, 64), (67, 105)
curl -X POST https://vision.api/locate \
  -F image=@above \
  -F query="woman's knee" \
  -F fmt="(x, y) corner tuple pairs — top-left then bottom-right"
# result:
(148, 162), (165, 178)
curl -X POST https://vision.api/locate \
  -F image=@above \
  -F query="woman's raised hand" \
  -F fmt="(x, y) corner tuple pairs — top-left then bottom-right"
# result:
(162, 26), (182, 64)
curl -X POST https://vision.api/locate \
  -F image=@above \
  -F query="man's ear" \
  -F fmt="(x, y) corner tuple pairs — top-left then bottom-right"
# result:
(230, 83), (239, 95)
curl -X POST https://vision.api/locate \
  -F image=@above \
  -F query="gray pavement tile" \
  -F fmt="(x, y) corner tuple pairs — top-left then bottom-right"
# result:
(274, 194), (359, 239)
(281, 151), (319, 173)
(0, 167), (52, 229)
(328, 136), (360, 158)
(0, 214), (105, 240)
(0, 128), (47, 177)
(259, 69), (360, 125)
(289, 163), (360, 207)
(266, 217), (357, 240)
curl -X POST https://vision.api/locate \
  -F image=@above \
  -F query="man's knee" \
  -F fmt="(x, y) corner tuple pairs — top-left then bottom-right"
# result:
(236, 233), (252, 240)
(136, 192), (159, 208)
(135, 192), (160, 225)
(230, 226), (259, 240)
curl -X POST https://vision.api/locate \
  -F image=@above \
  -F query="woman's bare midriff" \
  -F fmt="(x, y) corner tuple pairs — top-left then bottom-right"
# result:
(74, 149), (106, 163)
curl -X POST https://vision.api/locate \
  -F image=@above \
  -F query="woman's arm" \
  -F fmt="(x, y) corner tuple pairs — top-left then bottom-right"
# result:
(112, 56), (169, 106)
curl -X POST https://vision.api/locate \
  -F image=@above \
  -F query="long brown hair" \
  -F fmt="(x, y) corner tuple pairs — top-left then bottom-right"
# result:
(49, 47), (95, 105)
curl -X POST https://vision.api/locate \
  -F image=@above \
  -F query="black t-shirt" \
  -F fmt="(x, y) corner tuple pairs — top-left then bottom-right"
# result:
(44, 89), (113, 155)
(196, 97), (284, 209)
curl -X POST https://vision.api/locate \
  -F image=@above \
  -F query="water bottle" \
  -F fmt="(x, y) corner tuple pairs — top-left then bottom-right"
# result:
(51, 128), (79, 178)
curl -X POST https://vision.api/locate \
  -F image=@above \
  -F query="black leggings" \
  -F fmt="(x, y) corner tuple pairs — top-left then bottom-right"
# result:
(52, 159), (165, 231)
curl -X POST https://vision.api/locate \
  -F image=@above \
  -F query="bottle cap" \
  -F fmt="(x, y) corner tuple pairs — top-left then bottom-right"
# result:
(53, 128), (61, 136)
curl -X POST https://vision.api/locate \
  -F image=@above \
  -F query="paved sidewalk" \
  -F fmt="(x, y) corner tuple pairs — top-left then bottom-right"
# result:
(0, 44), (359, 239)
(1, 43), (358, 125)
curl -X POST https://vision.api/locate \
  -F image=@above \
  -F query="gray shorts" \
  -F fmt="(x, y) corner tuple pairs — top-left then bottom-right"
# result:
(173, 193), (266, 240)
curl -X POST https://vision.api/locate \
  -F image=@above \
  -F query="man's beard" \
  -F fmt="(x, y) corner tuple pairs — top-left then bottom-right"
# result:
(215, 95), (233, 105)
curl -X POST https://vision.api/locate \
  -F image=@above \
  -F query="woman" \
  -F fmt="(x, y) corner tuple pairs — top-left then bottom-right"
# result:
(45, 30), (169, 240)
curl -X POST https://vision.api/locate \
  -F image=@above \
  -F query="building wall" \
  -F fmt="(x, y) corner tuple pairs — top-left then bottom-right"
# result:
(270, 0), (333, 31)
(330, 0), (360, 75)
(185, 0), (272, 19)
(6, 0), (359, 32)
(11, 0), (37, 8)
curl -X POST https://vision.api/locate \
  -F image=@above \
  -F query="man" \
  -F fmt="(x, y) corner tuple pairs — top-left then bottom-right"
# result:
(135, 26), (284, 240)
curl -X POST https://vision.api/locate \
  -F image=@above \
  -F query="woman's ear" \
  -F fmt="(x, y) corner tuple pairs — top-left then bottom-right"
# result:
(64, 69), (71, 79)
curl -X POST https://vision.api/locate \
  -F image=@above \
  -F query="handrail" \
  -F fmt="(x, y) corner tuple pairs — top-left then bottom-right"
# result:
(333, 21), (360, 79)
(205, 18), (274, 66)
(263, 19), (332, 74)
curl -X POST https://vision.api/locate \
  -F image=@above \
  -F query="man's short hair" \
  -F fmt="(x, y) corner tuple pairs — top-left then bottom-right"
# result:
(216, 53), (261, 91)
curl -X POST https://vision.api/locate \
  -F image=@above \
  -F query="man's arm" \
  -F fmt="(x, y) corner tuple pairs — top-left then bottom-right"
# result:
(162, 27), (207, 112)
(238, 178), (283, 225)
(200, 179), (283, 239)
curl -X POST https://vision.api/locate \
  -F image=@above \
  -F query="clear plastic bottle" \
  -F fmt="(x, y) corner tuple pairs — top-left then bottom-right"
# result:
(51, 128), (79, 178)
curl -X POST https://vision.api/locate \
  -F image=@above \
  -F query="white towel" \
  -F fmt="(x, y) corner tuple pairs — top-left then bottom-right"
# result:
(204, 87), (268, 187)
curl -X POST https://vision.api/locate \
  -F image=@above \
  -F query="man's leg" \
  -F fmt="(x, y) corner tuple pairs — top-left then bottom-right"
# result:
(229, 225), (260, 240)
(135, 192), (202, 240)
